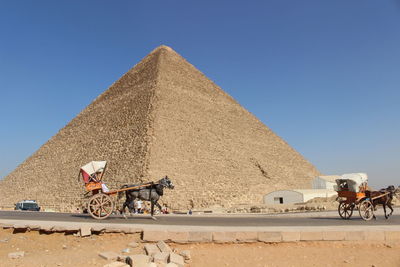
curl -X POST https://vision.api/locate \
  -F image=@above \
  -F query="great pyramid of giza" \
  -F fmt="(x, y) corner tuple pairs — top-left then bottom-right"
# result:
(0, 46), (320, 211)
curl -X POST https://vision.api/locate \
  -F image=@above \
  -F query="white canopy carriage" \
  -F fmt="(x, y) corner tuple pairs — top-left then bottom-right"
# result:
(80, 161), (107, 183)
(334, 173), (368, 193)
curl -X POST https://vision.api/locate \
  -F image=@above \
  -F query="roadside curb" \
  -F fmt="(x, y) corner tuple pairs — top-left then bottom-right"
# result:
(1, 219), (400, 243)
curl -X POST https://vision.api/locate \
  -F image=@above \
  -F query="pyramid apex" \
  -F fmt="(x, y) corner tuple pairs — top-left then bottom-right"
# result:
(152, 45), (175, 53)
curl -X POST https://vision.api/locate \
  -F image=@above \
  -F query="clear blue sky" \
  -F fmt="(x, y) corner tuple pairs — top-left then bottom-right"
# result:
(0, 1), (399, 188)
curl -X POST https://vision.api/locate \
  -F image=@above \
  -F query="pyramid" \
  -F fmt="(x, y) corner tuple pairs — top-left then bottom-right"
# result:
(0, 46), (320, 211)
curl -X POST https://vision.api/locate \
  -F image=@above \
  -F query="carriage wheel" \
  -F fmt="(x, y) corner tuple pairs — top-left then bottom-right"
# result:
(358, 199), (374, 221)
(338, 202), (354, 219)
(87, 193), (114, 220)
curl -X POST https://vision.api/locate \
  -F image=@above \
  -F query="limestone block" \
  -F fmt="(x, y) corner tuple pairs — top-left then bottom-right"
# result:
(212, 231), (236, 243)
(345, 231), (365, 241)
(144, 244), (160, 256)
(364, 231), (385, 241)
(126, 254), (150, 266)
(322, 231), (345, 241)
(235, 231), (258, 243)
(385, 231), (400, 241)
(258, 232), (282, 242)
(300, 232), (323, 241)
(179, 250), (191, 261)
(166, 231), (189, 243)
(143, 230), (168, 242)
(99, 251), (120, 260)
(188, 231), (212, 242)
(169, 252), (184, 267)
(157, 240), (172, 253)
(80, 225), (92, 237)
(281, 232), (300, 242)
(153, 252), (169, 264)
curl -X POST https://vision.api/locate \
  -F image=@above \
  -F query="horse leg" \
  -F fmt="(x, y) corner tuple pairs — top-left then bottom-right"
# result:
(383, 204), (388, 219)
(150, 200), (157, 220)
(387, 202), (394, 218)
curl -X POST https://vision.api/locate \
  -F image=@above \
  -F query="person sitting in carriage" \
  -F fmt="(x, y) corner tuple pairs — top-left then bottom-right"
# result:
(80, 161), (109, 193)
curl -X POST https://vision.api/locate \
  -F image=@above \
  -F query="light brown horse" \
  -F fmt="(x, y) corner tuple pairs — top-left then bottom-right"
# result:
(366, 185), (400, 219)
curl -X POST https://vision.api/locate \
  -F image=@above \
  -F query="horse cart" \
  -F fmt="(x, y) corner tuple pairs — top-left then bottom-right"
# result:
(335, 173), (391, 221)
(79, 161), (156, 220)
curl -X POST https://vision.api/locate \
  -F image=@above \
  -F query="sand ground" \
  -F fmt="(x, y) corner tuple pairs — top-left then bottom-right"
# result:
(1, 228), (399, 267)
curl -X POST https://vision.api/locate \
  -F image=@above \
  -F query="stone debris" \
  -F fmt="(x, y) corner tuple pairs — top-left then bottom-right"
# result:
(99, 251), (120, 261)
(8, 251), (25, 259)
(179, 250), (191, 261)
(62, 244), (68, 249)
(103, 262), (130, 267)
(80, 226), (92, 237)
(128, 241), (139, 248)
(144, 244), (160, 256)
(0, 238), (9, 243)
(166, 263), (179, 267)
(153, 252), (169, 264)
(157, 240), (172, 253)
(169, 252), (184, 267)
(121, 248), (131, 254)
(148, 263), (157, 267)
(126, 254), (150, 267)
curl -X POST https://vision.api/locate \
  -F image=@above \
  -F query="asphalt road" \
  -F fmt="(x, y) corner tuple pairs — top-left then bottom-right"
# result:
(1, 210), (400, 227)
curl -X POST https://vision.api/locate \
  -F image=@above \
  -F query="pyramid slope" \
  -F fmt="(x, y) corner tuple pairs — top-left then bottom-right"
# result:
(0, 47), (162, 210)
(0, 46), (320, 211)
(146, 47), (320, 209)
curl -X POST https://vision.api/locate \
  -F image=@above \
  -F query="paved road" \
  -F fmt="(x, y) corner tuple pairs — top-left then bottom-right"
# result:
(1, 210), (400, 227)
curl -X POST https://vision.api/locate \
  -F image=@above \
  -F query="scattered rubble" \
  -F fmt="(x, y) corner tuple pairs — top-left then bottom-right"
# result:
(99, 251), (120, 261)
(8, 251), (25, 259)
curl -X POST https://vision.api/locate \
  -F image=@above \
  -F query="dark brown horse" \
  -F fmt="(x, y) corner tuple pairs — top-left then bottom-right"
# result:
(366, 185), (399, 219)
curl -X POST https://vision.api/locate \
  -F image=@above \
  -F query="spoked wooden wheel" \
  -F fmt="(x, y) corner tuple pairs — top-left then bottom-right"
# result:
(338, 202), (354, 219)
(87, 193), (114, 220)
(359, 199), (374, 221)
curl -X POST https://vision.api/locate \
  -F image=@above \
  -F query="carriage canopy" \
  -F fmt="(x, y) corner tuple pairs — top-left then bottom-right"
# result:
(335, 173), (368, 192)
(80, 161), (107, 183)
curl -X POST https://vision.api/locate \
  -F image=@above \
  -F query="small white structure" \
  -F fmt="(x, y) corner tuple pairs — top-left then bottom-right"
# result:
(263, 189), (337, 205)
(312, 175), (341, 190)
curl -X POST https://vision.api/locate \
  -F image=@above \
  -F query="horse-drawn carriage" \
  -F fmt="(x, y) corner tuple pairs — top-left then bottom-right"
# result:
(335, 173), (394, 221)
(79, 161), (173, 220)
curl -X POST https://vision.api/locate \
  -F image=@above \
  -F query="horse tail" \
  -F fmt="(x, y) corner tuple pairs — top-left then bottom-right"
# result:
(118, 185), (128, 200)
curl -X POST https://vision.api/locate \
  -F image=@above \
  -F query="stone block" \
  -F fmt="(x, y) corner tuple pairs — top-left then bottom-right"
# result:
(143, 230), (168, 242)
(8, 251), (25, 259)
(169, 252), (184, 267)
(99, 251), (120, 260)
(300, 232), (323, 241)
(212, 231), (236, 243)
(103, 262), (129, 267)
(258, 232), (282, 242)
(384, 231), (400, 241)
(235, 231), (258, 243)
(157, 240), (172, 253)
(144, 244), (160, 256)
(281, 232), (300, 242)
(345, 231), (365, 241)
(188, 231), (212, 242)
(323, 231), (345, 241)
(126, 254), (150, 267)
(80, 226), (92, 237)
(364, 231), (385, 241)
(153, 252), (169, 264)
(179, 250), (191, 261)
(166, 231), (189, 243)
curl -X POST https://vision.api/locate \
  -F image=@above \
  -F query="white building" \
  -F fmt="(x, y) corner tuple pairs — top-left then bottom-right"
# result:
(263, 189), (337, 205)
(312, 175), (341, 190)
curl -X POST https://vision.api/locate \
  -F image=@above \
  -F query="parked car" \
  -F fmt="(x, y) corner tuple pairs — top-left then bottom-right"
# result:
(14, 200), (41, 211)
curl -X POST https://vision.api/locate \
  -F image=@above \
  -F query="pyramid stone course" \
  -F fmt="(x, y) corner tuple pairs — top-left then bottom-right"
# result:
(0, 45), (320, 211)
